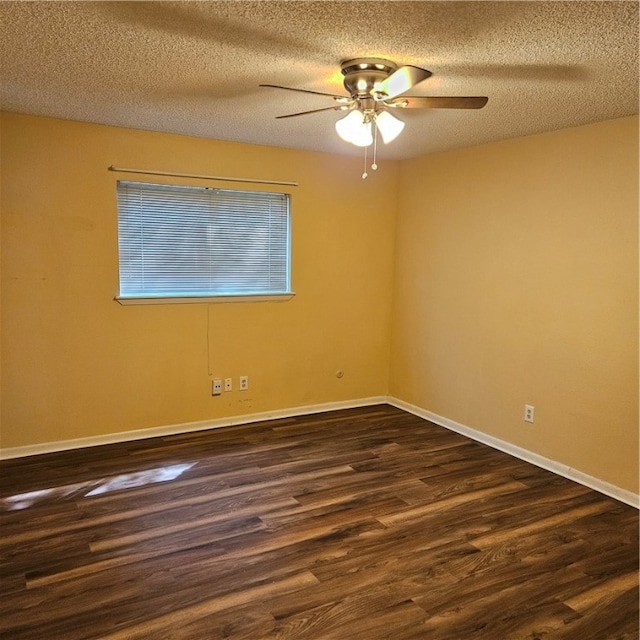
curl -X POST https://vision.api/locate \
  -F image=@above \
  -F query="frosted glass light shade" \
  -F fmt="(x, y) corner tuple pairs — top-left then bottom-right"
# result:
(375, 111), (405, 144)
(335, 110), (373, 147)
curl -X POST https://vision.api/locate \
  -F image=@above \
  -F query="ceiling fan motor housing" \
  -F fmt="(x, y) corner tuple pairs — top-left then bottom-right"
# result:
(341, 58), (398, 100)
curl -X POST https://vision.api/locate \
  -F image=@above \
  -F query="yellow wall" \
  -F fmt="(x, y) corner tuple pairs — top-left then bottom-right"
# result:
(390, 116), (639, 493)
(2, 112), (638, 496)
(0, 112), (398, 448)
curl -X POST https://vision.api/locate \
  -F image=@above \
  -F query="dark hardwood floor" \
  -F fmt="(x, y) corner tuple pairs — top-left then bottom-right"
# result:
(1, 405), (638, 639)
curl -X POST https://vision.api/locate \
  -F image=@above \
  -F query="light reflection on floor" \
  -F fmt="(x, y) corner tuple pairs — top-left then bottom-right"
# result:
(1, 463), (196, 511)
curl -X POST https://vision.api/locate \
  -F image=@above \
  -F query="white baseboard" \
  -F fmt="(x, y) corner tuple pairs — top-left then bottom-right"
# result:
(388, 397), (639, 509)
(3, 395), (637, 509)
(0, 396), (387, 461)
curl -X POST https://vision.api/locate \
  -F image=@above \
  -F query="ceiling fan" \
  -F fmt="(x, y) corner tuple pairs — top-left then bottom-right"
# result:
(261, 58), (488, 177)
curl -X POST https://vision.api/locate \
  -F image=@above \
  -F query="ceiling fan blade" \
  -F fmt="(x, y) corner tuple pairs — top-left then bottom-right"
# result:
(389, 96), (488, 109)
(375, 65), (432, 100)
(260, 84), (348, 100)
(276, 105), (348, 119)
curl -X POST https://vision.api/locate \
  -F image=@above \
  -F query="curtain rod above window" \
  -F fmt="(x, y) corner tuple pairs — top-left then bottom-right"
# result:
(108, 166), (299, 188)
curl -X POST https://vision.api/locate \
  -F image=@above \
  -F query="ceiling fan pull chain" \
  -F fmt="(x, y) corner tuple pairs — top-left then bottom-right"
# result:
(371, 120), (379, 171)
(362, 144), (368, 180)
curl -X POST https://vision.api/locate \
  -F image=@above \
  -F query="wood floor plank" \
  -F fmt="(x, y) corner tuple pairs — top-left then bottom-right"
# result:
(0, 404), (637, 639)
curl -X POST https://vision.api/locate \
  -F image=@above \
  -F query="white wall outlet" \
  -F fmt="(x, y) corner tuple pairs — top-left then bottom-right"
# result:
(239, 375), (249, 391)
(212, 379), (222, 396)
(224, 378), (232, 392)
(524, 404), (535, 423)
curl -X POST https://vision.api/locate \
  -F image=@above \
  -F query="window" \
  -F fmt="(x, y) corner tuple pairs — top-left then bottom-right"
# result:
(116, 181), (291, 303)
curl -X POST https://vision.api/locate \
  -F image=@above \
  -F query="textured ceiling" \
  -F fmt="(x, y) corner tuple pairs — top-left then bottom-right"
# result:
(0, 1), (638, 160)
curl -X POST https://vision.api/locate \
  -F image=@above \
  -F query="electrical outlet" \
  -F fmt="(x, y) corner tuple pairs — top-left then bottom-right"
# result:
(239, 375), (249, 391)
(224, 378), (232, 392)
(524, 404), (535, 423)
(212, 379), (222, 396)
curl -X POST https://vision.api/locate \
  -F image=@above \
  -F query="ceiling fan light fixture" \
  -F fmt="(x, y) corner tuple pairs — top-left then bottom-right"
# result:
(375, 110), (405, 144)
(335, 110), (373, 147)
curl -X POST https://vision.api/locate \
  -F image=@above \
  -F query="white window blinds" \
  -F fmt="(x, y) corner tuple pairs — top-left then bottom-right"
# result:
(116, 181), (291, 299)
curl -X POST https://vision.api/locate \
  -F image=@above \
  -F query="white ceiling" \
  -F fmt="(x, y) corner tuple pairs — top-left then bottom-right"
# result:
(1, 1), (638, 160)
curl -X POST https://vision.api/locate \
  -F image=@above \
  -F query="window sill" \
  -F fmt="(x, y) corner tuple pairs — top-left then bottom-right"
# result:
(115, 293), (295, 305)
